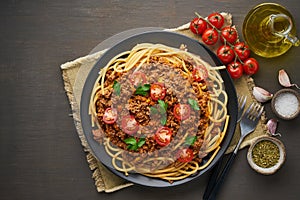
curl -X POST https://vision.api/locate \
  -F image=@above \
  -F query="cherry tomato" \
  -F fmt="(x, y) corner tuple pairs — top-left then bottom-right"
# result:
(150, 82), (166, 101)
(173, 104), (191, 121)
(192, 65), (208, 82)
(102, 108), (118, 124)
(220, 26), (238, 44)
(154, 126), (173, 146)
(129, 71), (147, 87)
(176, 148), (194, 163)
(121, 115), (139, 135)
(217, 45), (235, 64)
(227, 61), (243, 79)
(202, 28), (218, 45)
(207, 12), (224, 29)
(243, 58), (259, 75)
(234, 42), (251, 61)
(189, 18), (208, 35)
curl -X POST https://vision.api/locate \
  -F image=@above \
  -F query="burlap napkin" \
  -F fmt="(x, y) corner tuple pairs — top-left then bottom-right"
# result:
(60, 13), (267, 192)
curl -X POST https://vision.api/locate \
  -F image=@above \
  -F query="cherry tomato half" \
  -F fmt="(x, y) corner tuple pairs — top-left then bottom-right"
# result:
(207, 12), (224, 29)
(102, 108), (118, 124)
(243, 58), (259, 75)
(121, 115), (139, 135)
(192, 65), (208, 82)
(227, 61), (243, 79)
(234, 42), (250, 61)
(129, 71), (147, 87)
(189, 17), (208, 35)
(150, 82), (166, 101)
(176, 148), (194, 163)
(202, 28), (218, 45)
(217, 45), (235, 64)
(220, 26), (238, 44)
(173, 104), (191, 121)
(155, 126), (173, 146)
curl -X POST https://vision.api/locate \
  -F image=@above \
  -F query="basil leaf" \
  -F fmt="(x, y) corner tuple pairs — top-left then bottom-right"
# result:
(137, 138), (146, 148)
(124, 137), (137, 146)
(124, 137), (145, 151)
(135, 84), (150, 96)
(185, 136), (197, 146)
(135, 91), (147, 96)
(188, 98), (200, 111)
(150, 106), (159, 115)
(127, 144), (138, 151)
(158, 100), (168, 114)
(160, 115), (167, 125)
(113, 80), (121, 96)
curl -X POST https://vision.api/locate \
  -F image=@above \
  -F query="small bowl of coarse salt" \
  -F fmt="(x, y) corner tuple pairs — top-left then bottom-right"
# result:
(271, 88), (300, 120)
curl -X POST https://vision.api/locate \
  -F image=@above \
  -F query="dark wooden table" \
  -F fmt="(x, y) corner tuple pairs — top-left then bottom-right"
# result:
(1, 0), (300, 199)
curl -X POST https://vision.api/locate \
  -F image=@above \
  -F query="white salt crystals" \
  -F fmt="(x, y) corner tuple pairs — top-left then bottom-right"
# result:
(274, 93), (298, 117)
(271, 89), (300, 120)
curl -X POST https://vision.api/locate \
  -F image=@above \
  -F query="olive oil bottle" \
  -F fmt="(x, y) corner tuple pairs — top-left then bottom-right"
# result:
(243, 3), (299, 58)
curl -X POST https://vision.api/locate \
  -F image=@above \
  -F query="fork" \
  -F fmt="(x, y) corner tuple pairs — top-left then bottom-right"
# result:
(203, 102), (264, 200)
(237, 95), (247, 122)
(203, 95), (247, 198)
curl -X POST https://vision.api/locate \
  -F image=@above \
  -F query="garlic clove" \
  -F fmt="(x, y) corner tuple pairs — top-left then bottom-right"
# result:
(252, 86), (273, 103)
(279, 69), (293, 87)
(266, 118), (281, 137)
(278, 69), (300, 89)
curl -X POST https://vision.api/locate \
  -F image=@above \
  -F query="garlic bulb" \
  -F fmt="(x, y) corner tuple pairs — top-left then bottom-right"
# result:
(278, 69), (300, 89)
(252, 86), (273, 103)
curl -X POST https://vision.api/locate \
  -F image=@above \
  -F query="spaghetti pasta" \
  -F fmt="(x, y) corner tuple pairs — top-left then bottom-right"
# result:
(89, 43), (229, 182)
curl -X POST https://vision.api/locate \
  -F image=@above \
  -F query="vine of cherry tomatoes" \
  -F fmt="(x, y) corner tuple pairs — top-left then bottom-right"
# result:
(189, 12), (259, 79)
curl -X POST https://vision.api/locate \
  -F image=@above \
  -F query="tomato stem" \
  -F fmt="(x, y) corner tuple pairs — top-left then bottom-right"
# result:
(195, 12), (244, 64)
(195, 12), (220, 33)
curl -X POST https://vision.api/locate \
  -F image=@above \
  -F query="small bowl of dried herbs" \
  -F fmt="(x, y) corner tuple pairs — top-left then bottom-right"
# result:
(247, 136), (286, 175)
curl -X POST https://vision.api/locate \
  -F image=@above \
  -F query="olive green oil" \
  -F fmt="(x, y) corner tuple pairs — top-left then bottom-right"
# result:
(243, 3), (299, 58)
(273, 16), (291, 33)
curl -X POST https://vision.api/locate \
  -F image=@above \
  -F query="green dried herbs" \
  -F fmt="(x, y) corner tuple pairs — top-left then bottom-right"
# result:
(252, 140), (280, 168)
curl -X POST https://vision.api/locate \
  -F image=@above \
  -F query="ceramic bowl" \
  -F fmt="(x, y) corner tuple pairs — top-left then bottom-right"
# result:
(247, 136), (286, 175)
(271, 88), (300, 120)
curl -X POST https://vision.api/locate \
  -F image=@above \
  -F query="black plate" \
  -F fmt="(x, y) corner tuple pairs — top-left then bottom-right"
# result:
(80, 31), (238, 187)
